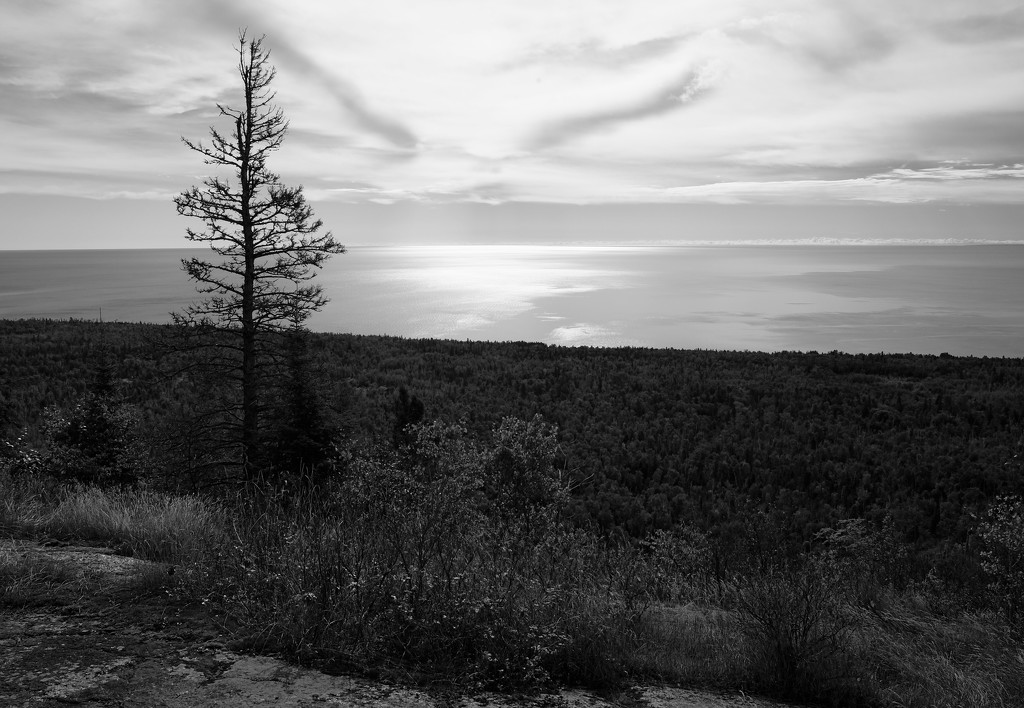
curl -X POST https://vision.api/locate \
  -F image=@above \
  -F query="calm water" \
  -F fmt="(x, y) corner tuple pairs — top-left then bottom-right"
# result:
(1, 245), (1022, 357)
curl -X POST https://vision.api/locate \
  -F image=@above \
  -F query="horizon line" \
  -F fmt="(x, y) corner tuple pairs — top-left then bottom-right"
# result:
(3, 237), (1024, 252)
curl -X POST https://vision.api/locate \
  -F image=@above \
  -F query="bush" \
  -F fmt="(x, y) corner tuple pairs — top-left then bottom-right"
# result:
(976, 496), (1024, 628)
(733, 562), (859, 702)
(183, 417), (652, 688)
(39, 393), (149, 486)
(814, 518), (907, 611)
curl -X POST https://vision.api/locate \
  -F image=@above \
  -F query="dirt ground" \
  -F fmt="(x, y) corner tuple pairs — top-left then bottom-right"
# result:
(0, 540), (788, 708)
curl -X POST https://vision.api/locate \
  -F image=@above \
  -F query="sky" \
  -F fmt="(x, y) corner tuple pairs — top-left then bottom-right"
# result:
(2, 0), (1024, 248)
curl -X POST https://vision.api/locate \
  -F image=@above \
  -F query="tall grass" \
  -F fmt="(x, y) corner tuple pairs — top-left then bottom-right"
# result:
(0, 466), (60, 534)
(613, 550), (1024, 708)
(0, 466), (224, 564)
(43, 486), (224, 562)
(624, 605), (754, 688)
(0, 543), (84, 606)
(853, 606), (1024, 708)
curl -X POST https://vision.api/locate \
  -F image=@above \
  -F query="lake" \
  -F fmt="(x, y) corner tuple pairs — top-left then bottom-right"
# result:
(1, 244), (1022, 357)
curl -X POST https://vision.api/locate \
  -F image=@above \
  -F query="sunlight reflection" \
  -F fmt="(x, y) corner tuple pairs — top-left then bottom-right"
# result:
(321, 245), (637, 340)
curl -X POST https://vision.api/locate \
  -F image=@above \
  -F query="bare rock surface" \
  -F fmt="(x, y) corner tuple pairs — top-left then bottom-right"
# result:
(0, 541), (787, 708)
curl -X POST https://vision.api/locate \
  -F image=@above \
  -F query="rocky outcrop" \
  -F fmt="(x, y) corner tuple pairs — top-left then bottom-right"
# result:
(0, 541), (785, 708)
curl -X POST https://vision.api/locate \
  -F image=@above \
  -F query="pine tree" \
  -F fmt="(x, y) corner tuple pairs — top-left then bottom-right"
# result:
(265, 323), (338, 482)
(174, 32), (344, 479)
(392, 386), (425, 449)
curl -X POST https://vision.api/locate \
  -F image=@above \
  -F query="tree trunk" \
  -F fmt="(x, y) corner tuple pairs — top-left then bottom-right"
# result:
(239, 99), (257, 480)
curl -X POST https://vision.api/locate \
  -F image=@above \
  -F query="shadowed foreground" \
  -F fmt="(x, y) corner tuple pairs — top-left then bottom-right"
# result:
(0, 540), (786, 708)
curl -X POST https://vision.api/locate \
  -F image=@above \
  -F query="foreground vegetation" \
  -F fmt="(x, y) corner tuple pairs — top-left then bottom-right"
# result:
(3, 462), (1023, 707)
(3, 318), (1024, 705)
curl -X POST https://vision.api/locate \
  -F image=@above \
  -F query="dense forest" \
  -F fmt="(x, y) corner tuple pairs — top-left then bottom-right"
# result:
(6, 316), (1024, 703)
(2, 317), (1023, 562)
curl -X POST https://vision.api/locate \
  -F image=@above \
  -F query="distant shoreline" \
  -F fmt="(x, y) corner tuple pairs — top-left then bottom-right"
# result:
(3, 239), (1024, 252)
(2, 317), (1021, 361)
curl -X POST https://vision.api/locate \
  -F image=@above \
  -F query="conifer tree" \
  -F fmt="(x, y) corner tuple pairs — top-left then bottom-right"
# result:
(392, 386), (425, 449)
(264, 323), (338, 481)
(174, 32), (344, 479)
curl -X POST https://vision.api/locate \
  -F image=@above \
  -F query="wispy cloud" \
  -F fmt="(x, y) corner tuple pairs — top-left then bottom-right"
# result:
(527, 62), (721, 149)
(263, 40), (419, 150)
(909, 109), (1024, 162)
(2, 0), (1024, 212)
(628, 161), (1024, 205)
(931, 6), (1024, 44)
(886, 162), (1024, 181)
(729, 6), (896, 74)
(509, 34), (690, 70)
(188, 0), (419, 149)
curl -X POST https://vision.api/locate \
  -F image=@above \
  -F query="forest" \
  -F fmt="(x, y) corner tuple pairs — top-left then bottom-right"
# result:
(3, 317), (1022, 555)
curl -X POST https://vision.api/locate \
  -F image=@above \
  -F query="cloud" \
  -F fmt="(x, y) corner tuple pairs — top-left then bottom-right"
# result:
(909, 110), (1024, 162)
(931, 7), (1024, 44)
(727, 6), (895, 74)
(0, 168), (179, 200)
(308, 179), (517, 205)
(527, 61), (720, 149)
(0, 83), (144, 129)
(510, 34), (690, 70)
(264, 39), (419, 150)
(190, 0), (419, 149)
(4, 0), (1024, 211)
(886, 162), (1024, 181)
(286, 127), (352, 149)
(627, 160), (1024, 205)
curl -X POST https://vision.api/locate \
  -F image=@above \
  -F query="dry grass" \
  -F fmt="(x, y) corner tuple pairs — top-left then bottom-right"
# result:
(0, 544), (85, 607)
(852, 605), (1024, 708)
(124, 558), (179, 595)
(623, 596), (1024, 708)
(1, 468), (224, 564)
(0, 469), (59, 535)
(624, 604), (754, 689)
(42, 486), (224, 563)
